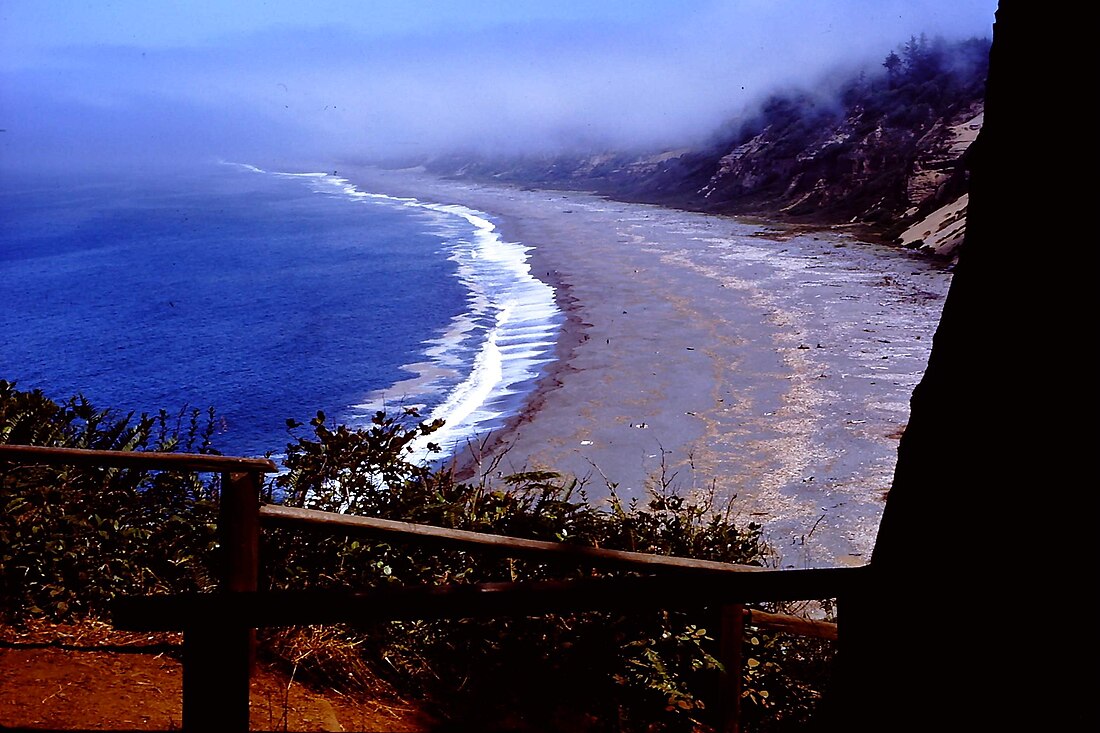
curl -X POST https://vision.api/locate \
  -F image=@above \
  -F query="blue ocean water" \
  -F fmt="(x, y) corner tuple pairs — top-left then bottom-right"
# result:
(0, 163), (561, 459)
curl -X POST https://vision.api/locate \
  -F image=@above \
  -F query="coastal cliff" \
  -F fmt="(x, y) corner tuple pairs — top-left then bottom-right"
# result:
(422, 35), (989, 259)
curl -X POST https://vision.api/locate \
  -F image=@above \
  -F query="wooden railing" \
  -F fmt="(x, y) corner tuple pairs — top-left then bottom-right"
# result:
(0, 444), (859, 732)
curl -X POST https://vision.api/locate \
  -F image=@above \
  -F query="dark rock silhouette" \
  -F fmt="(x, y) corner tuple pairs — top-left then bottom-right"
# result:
(827, 4), (1090, 729)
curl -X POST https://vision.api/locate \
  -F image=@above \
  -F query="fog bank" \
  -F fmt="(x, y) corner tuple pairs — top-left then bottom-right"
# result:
(0, 1), (997, 173)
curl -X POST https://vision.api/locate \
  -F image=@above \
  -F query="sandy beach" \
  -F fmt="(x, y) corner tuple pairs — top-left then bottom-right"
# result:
(346, 166), (951, 569)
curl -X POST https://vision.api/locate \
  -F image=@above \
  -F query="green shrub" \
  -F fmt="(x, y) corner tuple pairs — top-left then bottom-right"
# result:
(0, 382), (834, 731)
(0, 381), (221, 621)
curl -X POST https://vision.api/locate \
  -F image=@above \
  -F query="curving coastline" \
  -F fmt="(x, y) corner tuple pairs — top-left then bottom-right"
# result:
(249, 166), (563, 462)
(344, 165), (952, 569)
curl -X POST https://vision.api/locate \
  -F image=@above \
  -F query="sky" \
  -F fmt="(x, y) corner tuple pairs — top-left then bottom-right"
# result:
(0, 1), (999, 173)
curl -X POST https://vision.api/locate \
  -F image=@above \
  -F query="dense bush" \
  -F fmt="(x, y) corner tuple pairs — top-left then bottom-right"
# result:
(0, 382), (834, 732)
(0, 381), (221, 619)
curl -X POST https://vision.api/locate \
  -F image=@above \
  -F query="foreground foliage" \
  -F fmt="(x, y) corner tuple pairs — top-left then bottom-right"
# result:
(0, 381), (833, 732)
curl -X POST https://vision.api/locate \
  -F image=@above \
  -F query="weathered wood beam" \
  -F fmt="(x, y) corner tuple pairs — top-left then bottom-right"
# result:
(0, 444), (277, 474)
(746, 608), (838, 641)
(113, 570), (863, 631)
(259, 504), (780, 576)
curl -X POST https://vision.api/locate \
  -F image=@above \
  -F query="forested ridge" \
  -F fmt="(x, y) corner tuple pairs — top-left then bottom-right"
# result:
(420, 35), (990, 258)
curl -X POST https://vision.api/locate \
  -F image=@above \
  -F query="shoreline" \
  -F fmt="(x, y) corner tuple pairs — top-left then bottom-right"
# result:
(344, 165), (951, 569)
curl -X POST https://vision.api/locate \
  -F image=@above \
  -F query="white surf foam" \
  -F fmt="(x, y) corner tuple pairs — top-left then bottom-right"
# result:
(238, 164), (562, 465)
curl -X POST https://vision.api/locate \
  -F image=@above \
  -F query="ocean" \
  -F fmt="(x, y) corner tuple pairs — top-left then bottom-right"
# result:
(0, 162), (561, 460)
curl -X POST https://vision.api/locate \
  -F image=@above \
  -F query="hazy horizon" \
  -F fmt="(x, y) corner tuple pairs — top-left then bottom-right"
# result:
(1, 1), (998, 175)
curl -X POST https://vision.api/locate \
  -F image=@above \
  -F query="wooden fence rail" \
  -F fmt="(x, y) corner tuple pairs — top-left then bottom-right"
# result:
(113, 572), (860, 630)
(0, 443), (277, 473)
(259, 504), (768, 575)
(0, 444), (850, 733)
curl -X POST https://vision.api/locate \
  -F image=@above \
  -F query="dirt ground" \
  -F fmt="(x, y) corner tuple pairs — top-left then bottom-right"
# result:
(0, 620), (433, 732)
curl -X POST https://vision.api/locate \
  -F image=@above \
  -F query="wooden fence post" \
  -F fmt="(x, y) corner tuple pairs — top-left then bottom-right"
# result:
(180, 470), (261, 731)
(220, 470), (262, 595)
(182, 621), (253, 731)
(718, 603), (745, 733)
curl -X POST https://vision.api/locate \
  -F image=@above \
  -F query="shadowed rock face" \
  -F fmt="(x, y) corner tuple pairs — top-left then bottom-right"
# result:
(832, 5), (1090, 730)
(421, 36), (990, 259)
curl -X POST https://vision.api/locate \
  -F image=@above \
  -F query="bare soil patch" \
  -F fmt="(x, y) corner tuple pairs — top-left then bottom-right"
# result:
(0, 621), (433, 732)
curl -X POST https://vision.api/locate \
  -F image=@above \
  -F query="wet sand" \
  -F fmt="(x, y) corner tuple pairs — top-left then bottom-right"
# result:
(346, 166), (952, 568)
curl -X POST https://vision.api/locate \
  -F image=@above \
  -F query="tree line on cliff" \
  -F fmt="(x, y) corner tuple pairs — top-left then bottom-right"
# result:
(418, 35), (990, 257)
